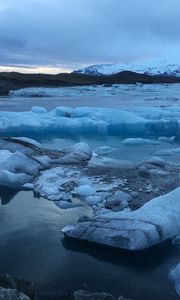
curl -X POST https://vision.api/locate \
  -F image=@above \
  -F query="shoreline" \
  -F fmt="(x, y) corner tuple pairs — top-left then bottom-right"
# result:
(1, 71), (180, 96)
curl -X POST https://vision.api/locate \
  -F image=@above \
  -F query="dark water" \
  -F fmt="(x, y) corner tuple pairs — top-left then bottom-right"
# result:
(0, 191), (179, 300)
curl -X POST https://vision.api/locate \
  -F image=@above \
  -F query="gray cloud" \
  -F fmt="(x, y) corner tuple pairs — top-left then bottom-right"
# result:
(0, 0), (180, 71)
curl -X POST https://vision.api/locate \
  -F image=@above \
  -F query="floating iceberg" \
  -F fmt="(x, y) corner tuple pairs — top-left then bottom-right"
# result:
(0, 106), (180, 138)
(0, 138), (92, 192)
(63, 186), (180, 250)
(121, 138), (160, 145)
(0, 147), (43, 189)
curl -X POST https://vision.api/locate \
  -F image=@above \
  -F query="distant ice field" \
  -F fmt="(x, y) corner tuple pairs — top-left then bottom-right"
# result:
(0, 83), (180, 111)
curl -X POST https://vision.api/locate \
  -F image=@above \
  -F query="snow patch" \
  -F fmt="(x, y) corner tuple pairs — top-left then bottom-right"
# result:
(74, 59), (180, 77)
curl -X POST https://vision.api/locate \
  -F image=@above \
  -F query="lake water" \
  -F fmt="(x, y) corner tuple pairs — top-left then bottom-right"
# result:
(0, 191), (179, 300)
(1, 83), (180, 111)
(1, 94), (180, 162)
(1, 89), (180, 299)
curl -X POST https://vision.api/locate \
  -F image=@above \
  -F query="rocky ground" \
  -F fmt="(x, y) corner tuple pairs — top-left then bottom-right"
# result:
(0, 274), (35, 300)
(0, 275), (131, 300)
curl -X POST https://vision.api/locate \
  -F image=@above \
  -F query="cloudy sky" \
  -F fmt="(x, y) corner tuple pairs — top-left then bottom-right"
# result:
(0, 0), (180, 73)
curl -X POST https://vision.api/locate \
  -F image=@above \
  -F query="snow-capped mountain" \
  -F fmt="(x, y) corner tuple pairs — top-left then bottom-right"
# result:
(74, 59), (180, 77)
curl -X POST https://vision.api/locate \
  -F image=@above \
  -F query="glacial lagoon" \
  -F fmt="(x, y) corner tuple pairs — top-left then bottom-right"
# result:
(1, 84), (180, 299)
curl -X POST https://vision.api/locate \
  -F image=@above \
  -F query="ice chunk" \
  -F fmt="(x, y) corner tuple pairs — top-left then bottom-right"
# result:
(0, 142), (43, 189)
(63, 186), (180, 250)
(0, 170), (33, 189)
(85, 195), (102, 206)
(55, 106), (73, 117)
(34, 167), (66, 200)
(0, 151), (41, 176)
(95, 146), (114, 156)
(169, 263), (180, 297)
(58, 142), (92, 164)
(31, 106), (47, 113)
(75, 185), (96, 197)
(105, 191), (132, 212)
(0, 150), (13, 163)
(121, 138), (160, 145)
(33, 155), (51, 167)
(11, 137), (42, 148)
(0, 138), (37, 155)
(0, 106), (179, 137)
(54, 201), (84, 209)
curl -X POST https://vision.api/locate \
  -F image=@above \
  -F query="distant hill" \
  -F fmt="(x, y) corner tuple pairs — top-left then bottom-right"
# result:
(1, 70), (180, 96)
(73, 60), (180, 77)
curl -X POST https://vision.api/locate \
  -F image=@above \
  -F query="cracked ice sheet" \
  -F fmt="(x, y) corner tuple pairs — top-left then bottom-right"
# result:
(63, 186), (180, 250)
(34, 155), (180, 216)
(34, 167), (81, 201)
(33, 165), (116, 203)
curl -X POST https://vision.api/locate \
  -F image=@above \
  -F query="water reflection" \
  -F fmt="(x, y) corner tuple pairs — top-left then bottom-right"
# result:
(62, 237), (179, 272)
(0, 187), (19, 205)
(0, 190), (179, 300)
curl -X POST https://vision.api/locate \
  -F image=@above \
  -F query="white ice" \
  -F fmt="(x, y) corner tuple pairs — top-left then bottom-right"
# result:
(121, 138), (160, 146)
(9, 84), (180, 110)
(63, 186), (180, 250)
(74, 58), (180, 76)
(0, 105), (180, 138)
(0, 140), (44, 189)
(75, 185), (96, 197)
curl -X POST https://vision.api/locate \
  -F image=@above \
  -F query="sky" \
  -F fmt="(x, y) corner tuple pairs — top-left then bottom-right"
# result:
(0, 0), (180, 74)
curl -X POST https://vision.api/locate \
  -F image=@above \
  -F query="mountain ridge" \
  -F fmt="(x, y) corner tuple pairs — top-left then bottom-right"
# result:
(73, 60), (180, 77)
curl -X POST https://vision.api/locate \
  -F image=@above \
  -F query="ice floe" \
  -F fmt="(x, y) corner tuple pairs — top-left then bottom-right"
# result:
(121, 138), (160, 145)
(0, 106), (180, 138)
(8, 84), (180, 105)
(1, 136), (180, 252)
(0, 138), (92, 192)
(63, 186), (180, 250)
(0, 148), (42, 188)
